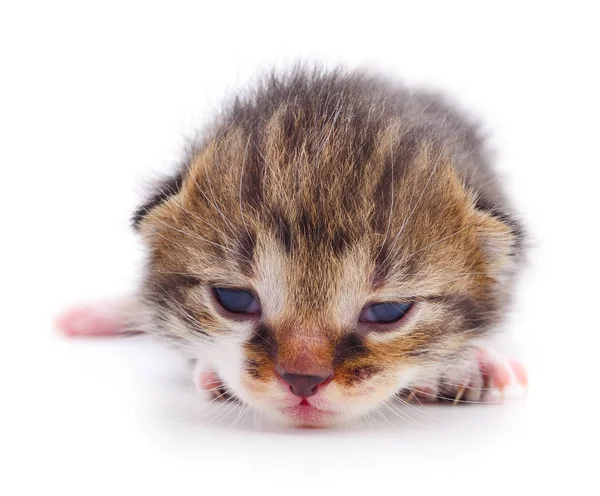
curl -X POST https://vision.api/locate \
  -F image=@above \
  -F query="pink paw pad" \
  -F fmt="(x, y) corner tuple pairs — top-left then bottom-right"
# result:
(196, 370), (222, 392)
(194, 368), (230, 400)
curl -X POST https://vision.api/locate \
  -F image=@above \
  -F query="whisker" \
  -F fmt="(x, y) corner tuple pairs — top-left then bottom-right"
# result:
(405, 386), (505, 405)
(230, 404), (250, 428)
(373, 405), (396, 427)
(407, 375), (500, 391)
(393, 395), (438, 422)
(201, 396), (236, 423)
(382, 400), (423, 426)
(211, 397), (242, 425)
(171, 389), (231, 423)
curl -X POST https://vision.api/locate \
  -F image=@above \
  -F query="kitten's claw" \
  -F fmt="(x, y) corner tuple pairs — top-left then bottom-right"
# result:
(405, 390), (416, 403)
(509, 359), (529, 388)
(453, 385), (466, 405)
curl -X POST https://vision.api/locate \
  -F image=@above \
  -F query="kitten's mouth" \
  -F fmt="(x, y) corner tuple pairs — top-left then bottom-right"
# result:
(281, 399), (335, 425)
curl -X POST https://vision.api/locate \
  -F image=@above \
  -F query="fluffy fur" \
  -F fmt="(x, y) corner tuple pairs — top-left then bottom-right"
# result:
(133, 67), (524, 426)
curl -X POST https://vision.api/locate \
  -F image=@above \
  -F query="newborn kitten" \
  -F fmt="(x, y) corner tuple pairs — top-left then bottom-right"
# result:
(58, 67), (527, 427)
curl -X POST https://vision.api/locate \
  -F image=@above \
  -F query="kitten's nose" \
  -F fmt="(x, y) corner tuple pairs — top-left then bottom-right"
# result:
(279, 372), (332, 398)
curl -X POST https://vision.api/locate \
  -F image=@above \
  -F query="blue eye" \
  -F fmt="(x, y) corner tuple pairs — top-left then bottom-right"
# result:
(360, 302), (413, 324)
(213, 288), (261, 315)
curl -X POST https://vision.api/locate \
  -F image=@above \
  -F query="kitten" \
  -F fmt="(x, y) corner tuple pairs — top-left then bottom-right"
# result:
(58, 67), (527, 427)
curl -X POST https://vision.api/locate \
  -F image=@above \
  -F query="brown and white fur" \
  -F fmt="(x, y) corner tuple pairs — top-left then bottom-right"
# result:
(58, 67), (528, 427)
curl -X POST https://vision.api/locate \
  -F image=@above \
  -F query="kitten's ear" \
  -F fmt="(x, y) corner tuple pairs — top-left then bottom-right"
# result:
(132, 171), (184, 231)
(473, 205), (525, 282)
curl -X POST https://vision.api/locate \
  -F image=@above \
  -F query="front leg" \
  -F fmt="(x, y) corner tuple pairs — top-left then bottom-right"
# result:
(406, 348), (528, 404)
(55, 298), (137, 337)
(195, 368), (234, 400)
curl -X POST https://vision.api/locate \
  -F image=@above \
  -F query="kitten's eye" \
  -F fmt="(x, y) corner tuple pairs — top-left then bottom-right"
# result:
(213, 287), (261, 315)
(359, 302), (413, 324)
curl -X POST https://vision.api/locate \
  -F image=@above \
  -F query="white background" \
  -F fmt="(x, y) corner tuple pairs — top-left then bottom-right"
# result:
(1, 1), (599, 494)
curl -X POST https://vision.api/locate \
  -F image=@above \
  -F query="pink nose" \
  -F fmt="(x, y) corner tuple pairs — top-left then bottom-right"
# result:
(279, 372), (332, 397)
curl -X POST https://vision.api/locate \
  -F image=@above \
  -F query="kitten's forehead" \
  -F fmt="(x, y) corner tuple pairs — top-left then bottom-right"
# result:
(177, 118), (481, 279)
(145, 89), (492, 308)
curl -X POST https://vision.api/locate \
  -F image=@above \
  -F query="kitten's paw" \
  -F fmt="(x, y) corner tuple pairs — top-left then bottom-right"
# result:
(55, 299), (133, 337)
(195, 369), (231, 400)
(407, 348), (528, 404)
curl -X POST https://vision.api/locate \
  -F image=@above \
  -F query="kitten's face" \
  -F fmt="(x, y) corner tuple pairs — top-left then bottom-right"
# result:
(137, 116), (517, 427)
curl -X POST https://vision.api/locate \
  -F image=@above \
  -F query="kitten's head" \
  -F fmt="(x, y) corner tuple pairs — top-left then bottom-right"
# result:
(135, 70), (522, 426)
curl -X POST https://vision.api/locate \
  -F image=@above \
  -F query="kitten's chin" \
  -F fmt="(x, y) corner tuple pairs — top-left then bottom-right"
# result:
(269, 407), (340, 428)
(261, 400), (373, 428)
(279, 403), (338, 427)
(249, 397), (344, 427)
